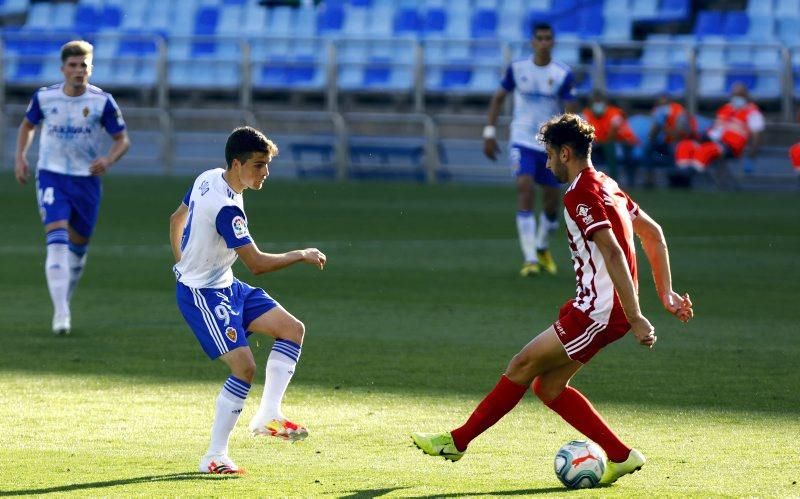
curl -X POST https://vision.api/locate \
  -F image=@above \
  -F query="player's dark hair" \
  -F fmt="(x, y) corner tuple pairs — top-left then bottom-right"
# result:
(225, 126), (278, 169)
(539, 114), (595, 159)
(532, 22), (553, 35)
(61, 40), (93, 63)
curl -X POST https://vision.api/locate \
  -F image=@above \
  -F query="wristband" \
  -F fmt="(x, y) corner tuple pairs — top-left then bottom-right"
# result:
(482, 125), (496, 139)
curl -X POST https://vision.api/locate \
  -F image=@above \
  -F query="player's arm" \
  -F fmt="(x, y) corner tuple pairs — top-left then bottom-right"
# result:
(632, 209), (693, 323)
(483, 88), (508, 161)
(592, 228), (656, 347)
(169, 202), (189, 263)
(90, 130), (130, 176)
(235, 243), (326, 275)
(14, 117), (37, 185)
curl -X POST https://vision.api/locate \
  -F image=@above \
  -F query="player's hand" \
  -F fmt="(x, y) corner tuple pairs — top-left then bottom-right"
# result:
(629, 314), (656, 348)
(90, 156), (112, 176)
(301, 248), (326, 270)
(14, 157), (29, 185)
(662, 290), (693, 323)
(483, 138), (500, 161)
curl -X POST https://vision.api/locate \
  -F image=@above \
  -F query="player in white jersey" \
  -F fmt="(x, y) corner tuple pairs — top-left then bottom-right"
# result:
(14, 40), (130, 335)
(170, 126), (326, 474)
(483, 23), (576, 277)
(412, 115), (693, 486)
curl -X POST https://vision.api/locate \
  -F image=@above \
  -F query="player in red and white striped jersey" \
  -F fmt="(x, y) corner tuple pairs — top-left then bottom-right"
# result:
(412, 114), (693, 485)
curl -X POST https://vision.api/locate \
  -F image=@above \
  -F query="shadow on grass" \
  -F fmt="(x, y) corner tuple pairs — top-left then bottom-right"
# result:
(341, 487), (409, 498)
(0, 472), (239, 495)
(409, 487), (568, 497)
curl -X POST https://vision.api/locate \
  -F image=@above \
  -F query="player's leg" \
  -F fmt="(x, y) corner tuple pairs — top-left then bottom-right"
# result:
(533, 151), (561, 275)
(412, 326), (572, 460)
(512, 146), (539, 276)
(37, 171), (72, 334)
(66, 175), (101, 302)
(175, 282), (251, 473)
(240, 283), (307, 440)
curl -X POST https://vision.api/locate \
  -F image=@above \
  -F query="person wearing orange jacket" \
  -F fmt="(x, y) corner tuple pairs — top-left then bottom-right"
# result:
(675, 83), (764, 185)
(582, 91), (639, 185)
(646, 94), (696, 188)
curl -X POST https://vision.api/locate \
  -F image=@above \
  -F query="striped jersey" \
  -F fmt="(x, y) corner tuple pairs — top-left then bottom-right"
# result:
(173, 168), (253, 289)
(500, 58), (575, 151)
(25, 83), (126, 176)
(563, 167), (639, 325)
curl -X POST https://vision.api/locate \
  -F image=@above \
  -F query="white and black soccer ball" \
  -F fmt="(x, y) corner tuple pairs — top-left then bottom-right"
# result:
(553, 439), (606, 489)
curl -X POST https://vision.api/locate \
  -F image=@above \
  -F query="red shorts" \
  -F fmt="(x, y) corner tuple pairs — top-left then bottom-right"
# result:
(552, 300), (630, 363)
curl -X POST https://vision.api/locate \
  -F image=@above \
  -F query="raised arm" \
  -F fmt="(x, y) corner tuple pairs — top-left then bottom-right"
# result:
(632, 209), (693, 323)
(235, 242), (326, 276)
(169, 202), (189, 263)
(592, 227), (656, 347)
(14, 118), (37, 185)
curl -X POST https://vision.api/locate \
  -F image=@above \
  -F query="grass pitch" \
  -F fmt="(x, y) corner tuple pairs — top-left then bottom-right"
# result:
(1, 173), (798, 497)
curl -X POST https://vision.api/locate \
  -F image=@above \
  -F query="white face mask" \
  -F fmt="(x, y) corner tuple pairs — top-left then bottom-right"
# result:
(730, 96), (747, 109)
(591, 102), (607, 115)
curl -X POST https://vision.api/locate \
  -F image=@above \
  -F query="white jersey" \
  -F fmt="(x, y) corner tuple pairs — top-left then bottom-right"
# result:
(173, 168), (253, 289)
(25, 83), (126, 176)
(500, 59), (575, 151)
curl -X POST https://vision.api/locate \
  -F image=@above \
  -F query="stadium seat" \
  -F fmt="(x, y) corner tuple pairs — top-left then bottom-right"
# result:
(102, 5), (123, 29)
(694, 11), (725, 38)
(602, 14), (631, 40)
(366, 4), (393, 36)
(698, 70), (725, 96)
(393, 7), (420, 36)
(603, 0), (629, 18)
(579, 6), (604, 38)
(725, 65), (758, 91)
(777, 18), (800, 44)
(317, 4), (345, 35)
(342, 5), (368, 35)
(471, 9), (497, 39)
(723, 12), (749, 38)
(667, 71), (686, 93)
(746, 15), (776, 40)
(747, 0), (774, 16)
(422, 7), (447, 37)
(25, 2), (52, 28)
(753, 46), (781, 68)
(752, 74), (781, 97)
(660, 0), (690, 20)
(775, 0), (800, 18)
(553, 13), (579, 35)
(697, 38), (727, 68)
(630, 0), (658, 19)
(639, 72), (668, 94)
(726, 45), (753, 66)
(553, 36), (580, 64)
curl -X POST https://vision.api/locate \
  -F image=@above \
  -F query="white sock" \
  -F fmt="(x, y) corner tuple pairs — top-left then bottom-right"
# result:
(67, 244), (88, 302)
(516, 210), (537, 263)
(45, 233), (70, 319)
(251, 339), (301, 426)
(536, 212), (559, 252)
(207, 376), (250, 456)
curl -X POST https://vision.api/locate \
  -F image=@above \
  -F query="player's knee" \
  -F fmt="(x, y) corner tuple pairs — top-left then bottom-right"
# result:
(287, 317), (305, 344)
(233, 359), (257, 384)
(507, 351), (538, 383)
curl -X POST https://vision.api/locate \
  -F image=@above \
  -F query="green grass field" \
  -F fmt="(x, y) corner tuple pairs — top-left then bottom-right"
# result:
(1, 173), (798, 497)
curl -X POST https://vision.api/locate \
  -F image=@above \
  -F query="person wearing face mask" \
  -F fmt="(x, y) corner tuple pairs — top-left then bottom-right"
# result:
(675, 82), (764, 185)
(582, 91), (639, 185)
(645, 94), (697, 188)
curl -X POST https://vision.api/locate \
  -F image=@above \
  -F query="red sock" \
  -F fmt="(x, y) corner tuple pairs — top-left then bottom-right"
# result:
(544, 386), (631, 462)
(450, 375), (527, 452)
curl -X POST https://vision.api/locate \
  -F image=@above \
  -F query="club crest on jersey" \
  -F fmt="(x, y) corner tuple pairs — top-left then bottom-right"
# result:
(232, 216), (248, 238)
(576, 204), (594, 225)
(82, 106), (89, 117)
(225, 327), (237, 342)
(200, 180), (210, 196)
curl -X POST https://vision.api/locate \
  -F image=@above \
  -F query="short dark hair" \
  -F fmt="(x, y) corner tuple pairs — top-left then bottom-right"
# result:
(224, 126), (278, 169)
(538, 114), (595, 159)
(532, 22), (553, 35)
(61, 40), (93, 63)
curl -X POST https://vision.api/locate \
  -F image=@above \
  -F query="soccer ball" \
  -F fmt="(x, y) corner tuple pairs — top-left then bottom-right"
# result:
(553, 439), (606, 489)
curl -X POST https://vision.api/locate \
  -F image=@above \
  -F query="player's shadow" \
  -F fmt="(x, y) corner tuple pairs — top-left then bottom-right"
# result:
(340, 487), (409, 498)
(410, 487), (568, 497)
(0, 472), (239, 496)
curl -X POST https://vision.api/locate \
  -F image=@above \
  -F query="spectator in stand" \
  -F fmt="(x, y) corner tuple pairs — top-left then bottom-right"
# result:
(582, 91), (639, 186)
(790, 110), (800, 182)
(645, 94), (696, 188)
(675, 83), (764, 188)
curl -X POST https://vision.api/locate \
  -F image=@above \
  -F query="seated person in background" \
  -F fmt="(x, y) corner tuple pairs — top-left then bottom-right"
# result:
(675, 83), (764, 186)
(582, 91), (639, 186)
(790, 110), (800, 182)
(645, 94), (696, 188)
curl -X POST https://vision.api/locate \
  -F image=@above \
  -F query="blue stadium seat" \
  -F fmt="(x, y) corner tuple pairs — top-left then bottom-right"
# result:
(393, 7), (420, 36)
(660, 0), (690, 21)
(639, 72), (668, 94)
(726, 45), (753, 66)
(74, 5), (100, 34)
(723, 12), (749, 38)
(777, 18), (800, 44)
(602, 14), (631, 40)
(746, 15), (776, 40)
(51, 2), (76, 29)
(14, 61), (43, 82)
(470, 9), (497, 39)
(351, 0), (372, 6)
(117, 32), (159, 56)
(498, 1), (524, 40)
(25, 2), (52, 28)
(630, 0), (657, 19)
(422, 7), (447, 37)
(317, 5), (345, 35)
(694, 11), (725, 38)
(552, 35), (580, 64)
(753, 74), (781, 97)
(697, 38), (727, 68)
(102, 5), (123, 29)
(698, 70), (725, 96)
(667, 71), (686, 93)
(604, 0), (629, 17)
(579, 6), (603, 38)
(775, 0), (800, 18)
(753, 47), (781, 68)
(747, 0), (774, 16)
(553, 12), (579, 35)
(441, 64), (472, 89)
(726, 65), (757, 91)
